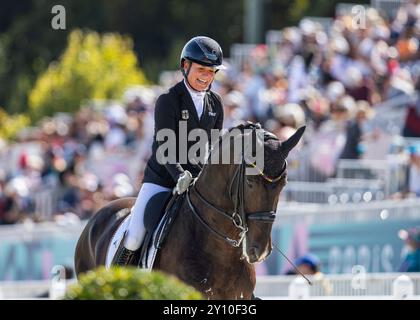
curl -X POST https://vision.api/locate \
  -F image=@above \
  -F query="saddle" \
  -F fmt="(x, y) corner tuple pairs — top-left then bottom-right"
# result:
(132, 191), (185, 268)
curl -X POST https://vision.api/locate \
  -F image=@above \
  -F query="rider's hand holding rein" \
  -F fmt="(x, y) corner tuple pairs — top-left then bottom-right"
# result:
(173, 170), (193, 195)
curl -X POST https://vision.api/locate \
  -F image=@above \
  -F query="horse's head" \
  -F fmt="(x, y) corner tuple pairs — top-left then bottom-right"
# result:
(195, 122), (305, 263)
(241, 125), (305, 263)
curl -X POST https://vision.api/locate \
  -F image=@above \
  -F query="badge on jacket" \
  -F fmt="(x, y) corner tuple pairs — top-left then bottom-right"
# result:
(208, 111), (217, 117)
(181, 110), (189, 120)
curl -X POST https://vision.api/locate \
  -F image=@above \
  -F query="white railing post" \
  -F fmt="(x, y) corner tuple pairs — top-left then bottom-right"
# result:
(49, 265), (67, 300)
(288, 276), (310, 299)
(392, 275), (414, 299)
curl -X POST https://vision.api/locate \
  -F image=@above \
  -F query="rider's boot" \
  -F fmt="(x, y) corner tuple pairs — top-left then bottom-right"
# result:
(111, 232), (136, 266)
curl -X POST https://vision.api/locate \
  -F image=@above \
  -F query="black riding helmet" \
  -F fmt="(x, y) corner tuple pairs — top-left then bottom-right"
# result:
(180, 36), (226, 78)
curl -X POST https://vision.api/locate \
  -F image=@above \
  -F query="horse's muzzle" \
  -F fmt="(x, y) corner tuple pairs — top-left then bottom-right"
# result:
(247, 246), (270, 263)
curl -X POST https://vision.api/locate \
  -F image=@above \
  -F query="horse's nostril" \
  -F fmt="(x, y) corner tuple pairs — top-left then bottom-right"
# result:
(249, 247), (259, 259)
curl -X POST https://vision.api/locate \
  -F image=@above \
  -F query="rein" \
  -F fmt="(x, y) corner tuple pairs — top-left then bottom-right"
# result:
(186, 157), (286, 248)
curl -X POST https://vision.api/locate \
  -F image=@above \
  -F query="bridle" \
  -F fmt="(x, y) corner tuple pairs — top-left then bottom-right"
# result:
(186, 156), (287, 248)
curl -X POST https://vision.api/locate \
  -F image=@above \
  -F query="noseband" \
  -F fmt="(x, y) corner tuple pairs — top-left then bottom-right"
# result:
(186, 157), (287, 248)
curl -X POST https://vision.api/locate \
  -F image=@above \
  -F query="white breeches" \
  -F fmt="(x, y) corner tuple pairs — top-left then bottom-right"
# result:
(124, 183), (171, 251)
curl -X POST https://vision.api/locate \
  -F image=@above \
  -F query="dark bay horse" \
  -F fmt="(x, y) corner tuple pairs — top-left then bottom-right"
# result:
(75, 123), (305, 299)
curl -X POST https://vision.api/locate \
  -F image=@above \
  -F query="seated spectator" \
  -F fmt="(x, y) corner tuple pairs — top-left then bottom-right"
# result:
(399, 227), (420, 272)
(286, 253), (320, 275)
(339, 101), (375, 160)
(308, 97), (352, 178)
(402, 78), (420, 138)
(407, 145), (420, 197)
(286, 253), (333, 295)
(345, 67), (371, 103)
(0, 173), (8, 224)
(273, 103), (306, 130)
(57, 170), (80, 214)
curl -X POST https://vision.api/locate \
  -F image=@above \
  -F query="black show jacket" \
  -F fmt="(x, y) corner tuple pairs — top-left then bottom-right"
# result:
(143, 81), (224, 188)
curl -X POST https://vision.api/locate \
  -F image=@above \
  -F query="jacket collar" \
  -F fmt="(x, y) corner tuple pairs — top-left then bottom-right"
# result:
(174, 81), (208, 123)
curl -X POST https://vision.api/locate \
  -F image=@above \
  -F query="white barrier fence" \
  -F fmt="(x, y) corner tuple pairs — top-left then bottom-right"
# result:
(0, 279), (77, 300)
(276, 198), (420, 225)
(283, 179), (386, 204)
(1, 273), (419, 300)
(255, 273), (420, 299)
(287, 152), (410, 199)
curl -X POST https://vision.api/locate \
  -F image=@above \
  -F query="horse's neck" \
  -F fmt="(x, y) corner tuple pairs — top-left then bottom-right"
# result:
(181, 197), (243, 260)
(191, 189), (244, 248)
(155, 198), (256, 299)
(194, 167), (233, 210)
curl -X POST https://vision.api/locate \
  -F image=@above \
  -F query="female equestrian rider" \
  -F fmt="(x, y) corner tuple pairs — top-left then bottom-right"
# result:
(112, 36), (226, 266)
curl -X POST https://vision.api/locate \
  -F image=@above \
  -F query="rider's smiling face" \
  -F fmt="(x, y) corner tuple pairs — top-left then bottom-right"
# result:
(184, 61), (216, 92)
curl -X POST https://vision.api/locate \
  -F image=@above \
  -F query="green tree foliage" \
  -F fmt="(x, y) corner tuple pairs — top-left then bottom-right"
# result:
(29, 29), (146, 121)
(0, 1), (69, 114)
(65, 267), (203, 300)
(0, 108), (30, 140)
(0, 0), (370, 113)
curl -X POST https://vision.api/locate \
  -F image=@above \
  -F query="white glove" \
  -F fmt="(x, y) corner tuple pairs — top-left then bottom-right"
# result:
(173, 170), (193, 194)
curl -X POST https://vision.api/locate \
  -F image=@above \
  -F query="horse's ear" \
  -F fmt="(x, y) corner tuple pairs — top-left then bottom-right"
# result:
(280, 125), (306, 156)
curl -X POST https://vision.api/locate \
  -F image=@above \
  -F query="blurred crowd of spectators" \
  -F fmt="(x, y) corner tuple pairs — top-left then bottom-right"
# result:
(0, 1), (420, 224)
(0, 94), (156, 224)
